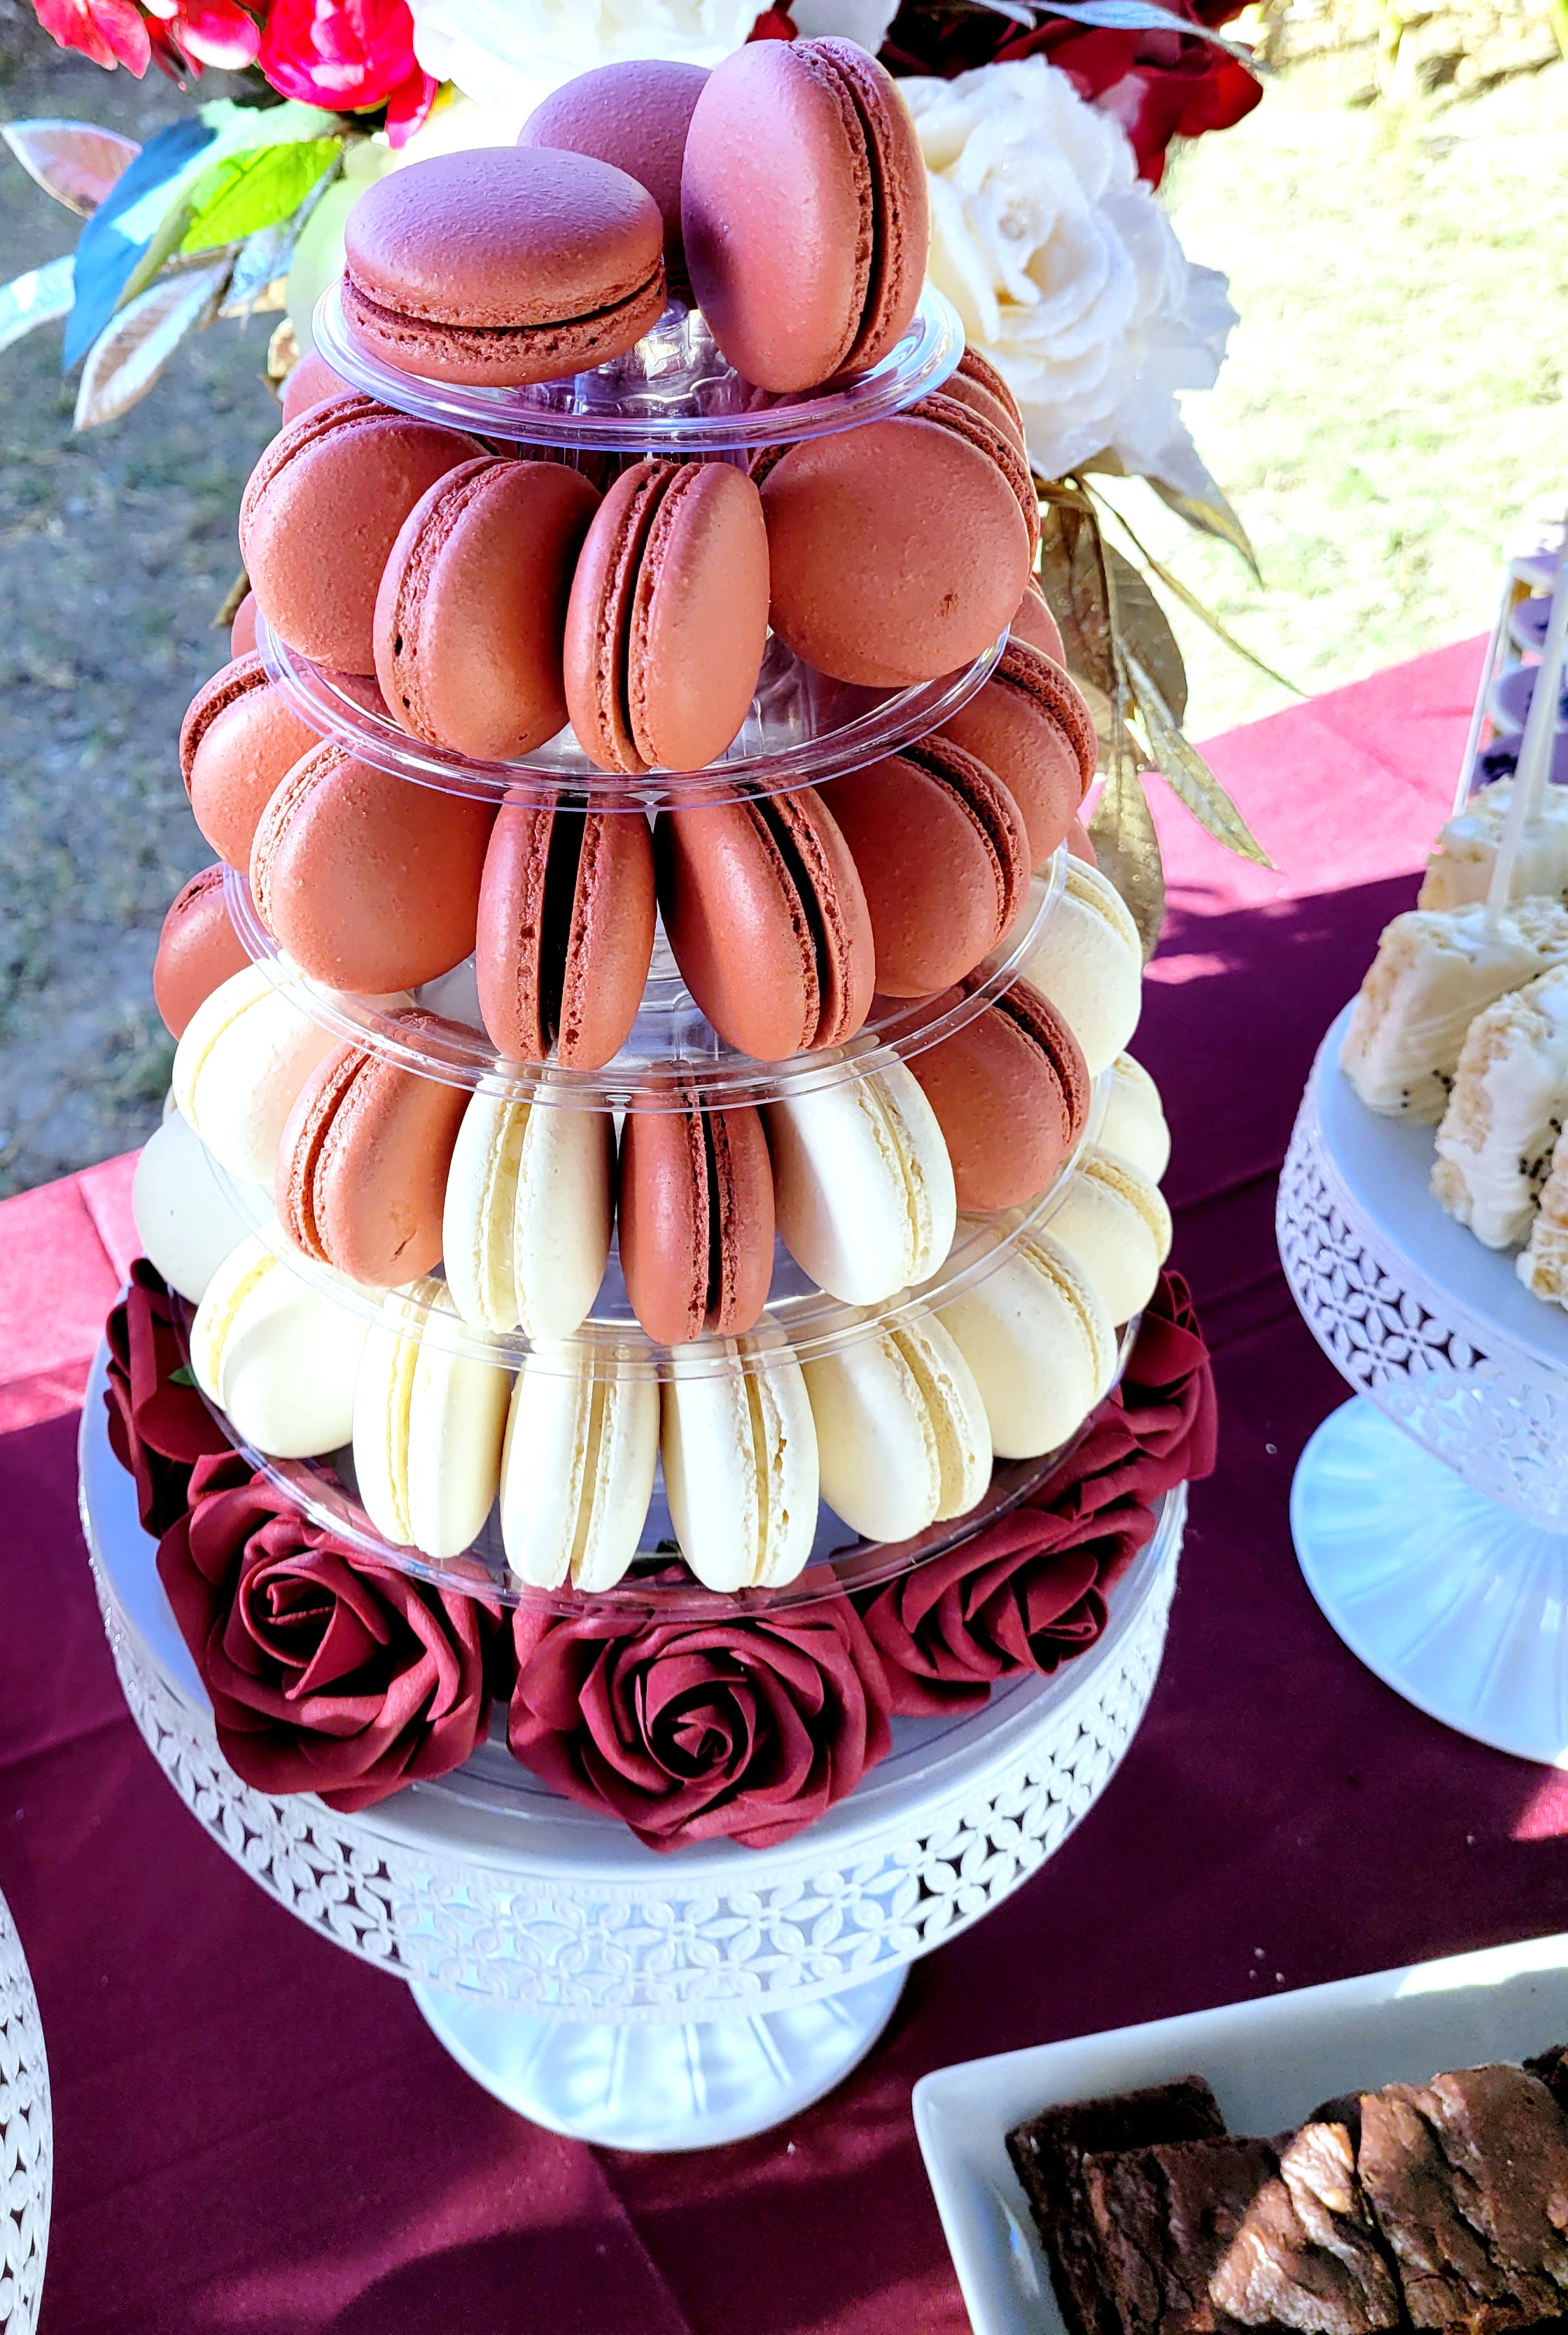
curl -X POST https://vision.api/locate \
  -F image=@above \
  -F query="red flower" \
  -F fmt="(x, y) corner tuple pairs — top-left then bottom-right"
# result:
(143, 0), (260, 71)
(258, 0), (438, 143)
(105, 1260), (231, 1538)
(32, 0), (151, 72)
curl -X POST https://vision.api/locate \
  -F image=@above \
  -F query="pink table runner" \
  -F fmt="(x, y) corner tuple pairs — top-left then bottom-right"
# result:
(9, 636), (1566, 2335)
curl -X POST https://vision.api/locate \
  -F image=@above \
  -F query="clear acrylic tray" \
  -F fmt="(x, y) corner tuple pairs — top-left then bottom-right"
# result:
(222, 850), (1066, 1112)
(256, 615), (1004, 811)
(314, 278), (964, 455)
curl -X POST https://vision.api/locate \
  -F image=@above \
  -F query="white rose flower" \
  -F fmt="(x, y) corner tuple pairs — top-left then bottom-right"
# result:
(788, 1), (899, 46)
(405, 0), (764, 136)
(902, 57), (1236, 493)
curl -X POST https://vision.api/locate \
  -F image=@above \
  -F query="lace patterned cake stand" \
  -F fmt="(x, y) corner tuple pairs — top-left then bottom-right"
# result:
(0, 1891), (50, 2332)
(1279, 1004), (1568, 1765)
(78, 1347), (1183, 2152)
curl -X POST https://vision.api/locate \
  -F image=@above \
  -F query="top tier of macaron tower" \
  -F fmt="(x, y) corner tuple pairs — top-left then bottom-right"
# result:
(144, 39), (1172, 1613)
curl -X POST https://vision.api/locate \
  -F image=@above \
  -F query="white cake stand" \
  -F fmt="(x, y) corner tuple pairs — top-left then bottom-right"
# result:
(0, 1890), (50, 2332)
(1279, 1002), (1568, 1765)
(78, 1347), (1183, 2152)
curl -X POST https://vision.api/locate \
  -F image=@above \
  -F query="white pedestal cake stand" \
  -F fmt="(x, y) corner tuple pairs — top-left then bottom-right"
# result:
(1279, 1002), (1568, 1765)
(78, 1347), (1184, 2152)
(0, 1887), (48, 2332)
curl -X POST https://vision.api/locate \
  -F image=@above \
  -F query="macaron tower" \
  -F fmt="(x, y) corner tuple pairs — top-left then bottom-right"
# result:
(133, 44), (1174, 1632)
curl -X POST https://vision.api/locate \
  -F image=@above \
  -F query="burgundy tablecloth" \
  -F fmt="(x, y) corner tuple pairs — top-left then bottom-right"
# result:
(8, 635), (1568, 2334)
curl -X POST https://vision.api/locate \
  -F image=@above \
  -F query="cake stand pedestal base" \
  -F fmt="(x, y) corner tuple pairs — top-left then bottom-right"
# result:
(1292, 1397), (1568, 1767)
(411, 1970), (906, 2151)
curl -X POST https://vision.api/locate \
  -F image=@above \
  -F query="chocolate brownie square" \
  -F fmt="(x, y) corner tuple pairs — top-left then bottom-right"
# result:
(1357, 2065), (1568, 2332)
(1209, 2120), (1401, 2335)
(1082, 2134), (1278, 2335)
(1007, 2077), (1228, 2335)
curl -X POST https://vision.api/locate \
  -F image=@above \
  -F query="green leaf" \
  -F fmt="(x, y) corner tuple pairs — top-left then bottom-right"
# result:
(181, 139), (341, 255)
(1106, 546), (1187, 727)
(1121, 644), (1275, 868)
(1088, 748), (1166, 960)
(1148, 466), (1262, 582)
(169, 1365), (196, 1387)
(116, 189), (200, 311)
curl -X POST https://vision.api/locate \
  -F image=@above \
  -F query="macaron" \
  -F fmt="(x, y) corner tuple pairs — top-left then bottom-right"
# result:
(563, 458), (770, 776)
(442, 1083), (613, 1339)
(1022, 858), (1144, 1077)
(935, 639), (1097, 869)
(341, 148), (666, 388)
(173, 962), (340, 1185)
(762, 1060), (955, 1305)
(681, 38), (927, 394)
(951, 345), (1026, 450)
(939, 1226), (1116, 1461)
(190, 1229), (372, 1459)
(1046, 1147), (1172, 1324)
(475, 797), (655, 1069)
(655, 786), (874, 1059)
(352, 1277), (512, 1560)
(910, 388), (1039, 563)
(276, 1017), (468, 1286)
(662, 1339), (818, 1591)
(239, 393), (482, 674)
(761, 414), (1030, 687)
(617, 1093), (775, 1346)
(251, 743), (494, 994)
(153, 865), (251, 1039)
(909, 979), (1091, 1212)
(229, 592), (258, 659)
(131, 1108), (254, 1304)
(804, 1314), (990, 1545)
(500, 1345), (659, 1592)
(179, 653), (320, 871)
(820, 737), (1029, 996)
(1100, 1053), (1170, 1181)
(1068, 818), (1097, 867)
(519, 60), (709, 304)
(1011, 578), (1065, 666)
(374, 456), (601, 762)
(279, 348), (354, 426)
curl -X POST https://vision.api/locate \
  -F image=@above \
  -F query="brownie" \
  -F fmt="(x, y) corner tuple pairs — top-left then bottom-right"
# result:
(1083, 2134), (1280, 2335)
(1007, 2077), (1229, 2335)
(1210, 2120), (1401, 2335)
(1523, 2047), (1568, 2122)
(1356, 2066), (1568, 2332)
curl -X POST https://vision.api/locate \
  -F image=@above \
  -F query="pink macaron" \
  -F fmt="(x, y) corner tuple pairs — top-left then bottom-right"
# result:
(682, 38), (927, 394)
(229, 591), (258, 659)
(279, 348), (354, 426)
(519, 61), (709, 304)
(179, 653), (319, 871)
(476, 797), (655, 1070)
(1011, 579), (1065, 666)
(936, 640), (1097, 869)
(617, 1090), (775, 1345)
(374, 456), (601, 762)
(909, 981), (1090, 1212)
(152, 864), (250, 1039)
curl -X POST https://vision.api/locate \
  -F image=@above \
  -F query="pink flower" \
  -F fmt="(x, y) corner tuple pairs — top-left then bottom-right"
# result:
(143, 0), (260, 71)
(258, 0), (438, 143)
(32, 0), (151, 73)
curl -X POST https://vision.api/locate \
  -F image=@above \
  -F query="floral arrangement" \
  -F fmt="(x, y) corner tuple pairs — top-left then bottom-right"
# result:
(108, 1261), (1216, 1846)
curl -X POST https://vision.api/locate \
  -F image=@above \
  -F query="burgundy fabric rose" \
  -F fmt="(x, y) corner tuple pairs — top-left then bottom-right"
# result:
(509, 1578), (893, 1852)
(157, 1450), (500, 1812)
(105, 1259), (230, 1538)
(1075, 1267), (1219, 1496)
(258, 0), (437, 142)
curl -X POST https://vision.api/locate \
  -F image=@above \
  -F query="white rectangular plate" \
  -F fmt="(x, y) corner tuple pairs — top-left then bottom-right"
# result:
(913, 1931), (1568, 2335)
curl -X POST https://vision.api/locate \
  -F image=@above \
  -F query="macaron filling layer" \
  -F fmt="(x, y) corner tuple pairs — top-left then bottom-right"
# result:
(745, 790), (853, 1052)
(341, 267), (665, 362)
(904, 738), (1028, 944)
(812, 39), (918, 374)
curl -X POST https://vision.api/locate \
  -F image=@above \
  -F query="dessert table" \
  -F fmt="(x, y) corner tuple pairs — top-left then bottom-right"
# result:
(8, 631), (1564, 2335)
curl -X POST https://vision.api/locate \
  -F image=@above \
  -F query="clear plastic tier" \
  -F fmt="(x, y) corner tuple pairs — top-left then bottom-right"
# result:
(314, 279), (964, 454)
(255, 616), (1004, 811)
(222, 850), (1067, 1112)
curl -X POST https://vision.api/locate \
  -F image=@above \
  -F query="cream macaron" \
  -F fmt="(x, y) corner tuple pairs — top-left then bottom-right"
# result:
(132, 1109), (256, 1303)
(762, 1060), (955, 1305)
(1046, 1148), (1172, 1324)
(172, 965), (340, 1186)
(1099, 1053), (1170, 1181)
(662, 1340), (818, 1592)
(939, 1228), (1116, 1459)
(500, 1345), (659, 1592)
(804, 1313), (990, 1544)
(352, 1277), (512, 1559)
(190, 1230), (372, 1457)
(442, 1083), (613, 1339)
(1023, 860), (1144, 1077)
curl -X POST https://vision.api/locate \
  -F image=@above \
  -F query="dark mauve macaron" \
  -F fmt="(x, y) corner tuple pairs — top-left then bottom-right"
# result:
(911, 388), (1039, 563)
(276, 1016), (467, 1285)
(821, 737), (1028, 997)
(153, 864), (250, 1039)
(179, 652), (319, 871)
(564, 457), (770, 776)
(909, 979), (1090, 1212)
(476, 797), (654, 1070)
(682, 37), (927, 394)
(1011, 578), (1065, 665)
(250, 742), (494, 993)
(519, 61), (708, 304)
(954, 346), (1025, 440)
(279, 348), (354, 426)
(618, 1090), (774, 1345)
(937, 639), (1097, 868)
(374, 456), (601, 762)
(656, 785), (874, 1060)
(762, 414), (1031, 687)
(239, 393), (482, 675)
(342, 148), (666, 389)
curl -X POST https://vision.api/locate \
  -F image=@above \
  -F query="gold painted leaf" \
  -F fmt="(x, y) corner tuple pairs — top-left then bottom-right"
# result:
(1107, 546), (1187, 726)
(1088, 757), (1166, 959)
(1149, 462), (1261, 582)
(1123, 645), (1274, 868)
(1037, 497), (1114, 696)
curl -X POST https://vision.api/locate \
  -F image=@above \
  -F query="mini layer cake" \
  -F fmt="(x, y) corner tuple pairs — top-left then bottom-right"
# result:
(1420, 780), (1568, 913)
(1432, 964), (1568, 1248)
(1340, 900), (1568, 1120)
